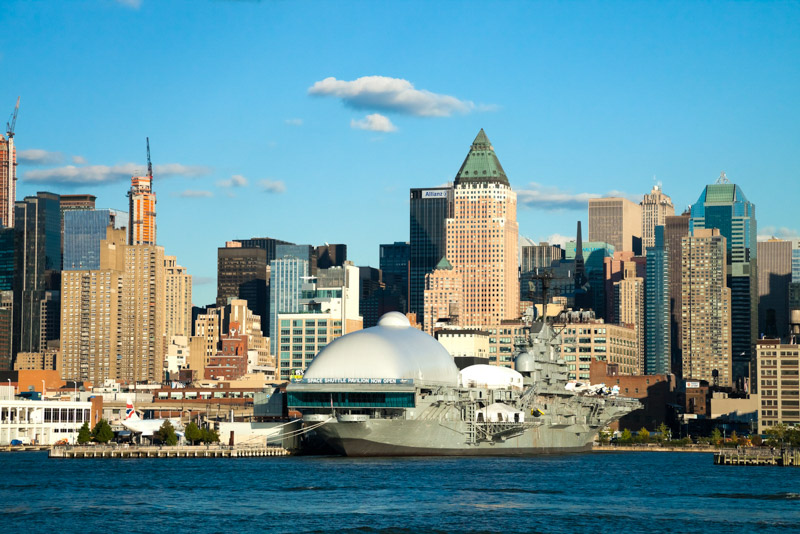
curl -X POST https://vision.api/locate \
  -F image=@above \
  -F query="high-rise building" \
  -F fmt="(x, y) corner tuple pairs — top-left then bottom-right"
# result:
(0, 226), (14, 290)
(640, 185), (674, 253)
(409, 185), (453, 317)
(520, 241), (563, 273)
(128, 174), (156, 246)
(423, 257), (462, 335)
(13, 192), (61, 359)
(63, 209), (126, 270)
(216, 242), (268, 330)
(757, 239), (792, 339)
(269, 254), (309, 355)
(756, 339), (800, 433)
(689, 176), (757, 385)
(681, 228), (732, 387)
(165, 255), (192, 341)
(379, 241), (409, 313)
(0, 128), (16, 229)
(61, 225), (166, 384)
(664, 213), (690, 376)
(645, 226), (671, 375)
(444, 129), (519, 328)
(614, 269), (645, 374)
(791, 239), (800, 283)
(589, 197), (642, 254)
(0, 291), (12, 371)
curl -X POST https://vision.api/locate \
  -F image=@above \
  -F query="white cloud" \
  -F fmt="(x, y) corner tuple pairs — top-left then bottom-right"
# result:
(350, 113), (397, 132)
(284, 118), (303, 126)
(72, 155), (87, 165)
(22, 162), (211, 185)
(543, 233), (574, 248)
(193, 276), (215, 286)
(217, 174), (248, 188)
(758, 226), (800, 242)
(309, 76), (480, 117)
(517, 182), (641, 210)
(17, 149), (64, 165)
(175, 190), (213, 198)
(259, 179), (286, 194)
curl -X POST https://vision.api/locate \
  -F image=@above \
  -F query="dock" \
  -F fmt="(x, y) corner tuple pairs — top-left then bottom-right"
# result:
(714, 449), (800, 467)
(49, 444), (290, 459)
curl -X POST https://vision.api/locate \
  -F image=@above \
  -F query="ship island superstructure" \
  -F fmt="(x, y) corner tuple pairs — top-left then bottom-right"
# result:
(287, 312), (640, 456)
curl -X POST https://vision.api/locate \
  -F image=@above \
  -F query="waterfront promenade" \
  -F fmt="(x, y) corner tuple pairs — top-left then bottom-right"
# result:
(49, 444), (289, 459)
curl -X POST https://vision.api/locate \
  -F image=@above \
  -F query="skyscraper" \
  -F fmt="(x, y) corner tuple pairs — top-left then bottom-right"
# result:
(315, 244), (347, 269)
(379, 241), (410, 313)
(61, 225), (167, 384)
(444, 129), (519, 328)
(664, 213), (690, 376)
(13, 192), (61, 359)
(409, 185), (453, 317)
(645, 225), (671, 375)
(0, 127), (16, 229)
(640, 185), (675, 253)
(423, 257), (462, 334)
(128, 174), (156, 246)
(217, 242), (268, 328)
(681, 228), (732, 387)
(269, 252), (309, 356)
(690, 175), (757, 384)
(589, 197), (642, 254)
(757, 239), (791, 339)
(165, 255), (192, 341)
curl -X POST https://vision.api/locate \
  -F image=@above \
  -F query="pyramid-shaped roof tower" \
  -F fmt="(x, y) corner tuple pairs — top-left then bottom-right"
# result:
(454, 129), (509, 187)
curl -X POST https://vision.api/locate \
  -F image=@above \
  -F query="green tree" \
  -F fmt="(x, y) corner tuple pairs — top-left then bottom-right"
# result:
(201, 427), (220, 443)
(184, 422), (202, 445)
(157, 420), (179, 446)
(637, 426), (650, 443)
(597, 428), (612, 445)
(92, 419), (114, 443)
(729, 430), (739, 446)
(751, 434), (763, 447)
(766, 423), (788, 447)
(710, 427), (722, 447)
(77, 422), (92, 444)
(619, 428), (633, 444)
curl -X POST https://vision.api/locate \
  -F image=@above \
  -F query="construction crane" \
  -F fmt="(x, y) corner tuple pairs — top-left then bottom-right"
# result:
(146, 137), (153, 178)
(6, 96), (20, 138)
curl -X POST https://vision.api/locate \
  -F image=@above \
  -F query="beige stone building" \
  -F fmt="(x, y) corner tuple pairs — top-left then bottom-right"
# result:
(14, 351), (61, 372)
(756, 339), (800, 433)
(558, 321), (638, 380)
(61, 226), (166, 384)
(589, 197), (642, 253)
(614, 263), (645, 373)
(423, 258), (462, 335)
(640, 185), (675, 252)
(442, 129), (519, 330)
(164, 255), (192, 341)
(681, 228), (732, 387)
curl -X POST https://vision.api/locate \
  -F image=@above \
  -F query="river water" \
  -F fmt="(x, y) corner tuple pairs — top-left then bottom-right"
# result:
(1, 451), (798, 533)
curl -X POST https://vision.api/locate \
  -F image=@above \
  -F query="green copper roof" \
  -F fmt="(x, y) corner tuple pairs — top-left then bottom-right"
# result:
(454, 129), (509, 186)
(698, 183), (750, 205)
(435, 257), (453, 270)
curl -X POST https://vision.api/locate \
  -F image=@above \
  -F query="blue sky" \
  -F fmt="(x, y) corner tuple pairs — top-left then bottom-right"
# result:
(3, 0), (799, 305)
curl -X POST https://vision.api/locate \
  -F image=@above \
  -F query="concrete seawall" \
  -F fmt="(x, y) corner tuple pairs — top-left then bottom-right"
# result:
(593, 445), (717, 453)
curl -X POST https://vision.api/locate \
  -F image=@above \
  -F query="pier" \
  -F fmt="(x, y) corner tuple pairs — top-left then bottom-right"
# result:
(714, 449), (800, 467)
(49, 445), (290, 459)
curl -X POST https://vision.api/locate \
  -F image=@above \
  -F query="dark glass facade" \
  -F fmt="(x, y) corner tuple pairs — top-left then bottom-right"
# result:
(379, 241), (409, 314)
(63, 209), (125, 270)
(645, 226), (670, 375)
(409, 186), (453, 316)
(13, 192), (61, 357)
(0, 227), (14, 291)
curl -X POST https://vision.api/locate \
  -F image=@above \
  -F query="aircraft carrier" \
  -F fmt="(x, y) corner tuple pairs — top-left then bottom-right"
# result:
(287, 312), (640, 456)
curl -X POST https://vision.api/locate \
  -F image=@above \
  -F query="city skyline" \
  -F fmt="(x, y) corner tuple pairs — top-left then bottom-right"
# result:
(3, 1), (799, 306)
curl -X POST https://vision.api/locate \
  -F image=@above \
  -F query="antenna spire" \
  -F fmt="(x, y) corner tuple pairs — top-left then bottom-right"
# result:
(146, 137), (153, 178)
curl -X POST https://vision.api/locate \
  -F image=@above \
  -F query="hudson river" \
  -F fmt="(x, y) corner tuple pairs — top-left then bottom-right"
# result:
(2, 451), (799, 533)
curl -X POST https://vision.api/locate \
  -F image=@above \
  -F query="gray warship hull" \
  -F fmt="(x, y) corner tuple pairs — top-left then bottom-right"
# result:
(314, 418), (595, 456)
